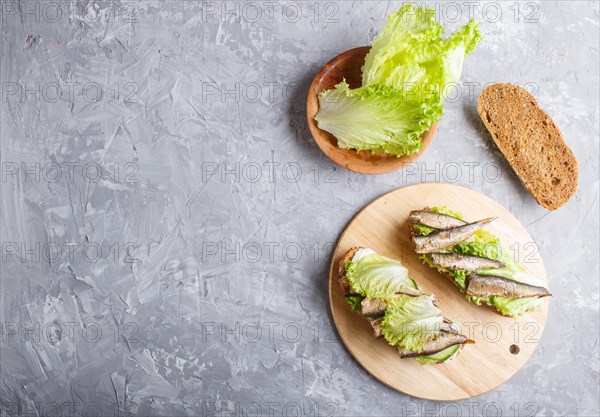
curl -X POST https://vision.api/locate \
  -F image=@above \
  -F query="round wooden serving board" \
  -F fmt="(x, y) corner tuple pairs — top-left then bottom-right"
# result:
(329, 183), (549, 401)
(306, 47), (438, 174)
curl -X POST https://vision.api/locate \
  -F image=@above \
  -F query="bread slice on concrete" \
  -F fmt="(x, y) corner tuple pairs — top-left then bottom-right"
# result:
(477, 83), (578, 210)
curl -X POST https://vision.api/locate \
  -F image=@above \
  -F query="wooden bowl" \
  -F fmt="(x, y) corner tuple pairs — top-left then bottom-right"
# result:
(306, 46), (438, 175)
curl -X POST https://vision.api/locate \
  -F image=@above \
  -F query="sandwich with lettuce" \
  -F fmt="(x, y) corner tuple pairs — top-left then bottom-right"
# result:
(315, 4), (481, 157)
(409, 207), (551, 317)
(339, 247), (472, 364)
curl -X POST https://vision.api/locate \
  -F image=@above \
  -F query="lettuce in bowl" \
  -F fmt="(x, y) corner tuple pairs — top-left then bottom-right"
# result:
(315, 4), (481, 156)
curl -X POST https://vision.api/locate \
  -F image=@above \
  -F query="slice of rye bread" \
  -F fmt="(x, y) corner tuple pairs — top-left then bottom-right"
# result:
(477, 83), (578, 210)
(338, 247), (360, 296)
(339, 247), (384, 338)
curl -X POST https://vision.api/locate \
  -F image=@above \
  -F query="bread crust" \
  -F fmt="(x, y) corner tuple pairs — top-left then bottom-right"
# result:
(477, 83), (578, 210)
(338, 247), (361, 296)
(339, 247), (386, 338)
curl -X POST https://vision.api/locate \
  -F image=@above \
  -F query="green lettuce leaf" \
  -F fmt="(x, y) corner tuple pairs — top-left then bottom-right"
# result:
(345, 295), (365, 312)
(381, 294), (443, 351)
(431, 206), (465, 220)
(315, 81), (442, 156)
(485, 296), (543, 316)
(362, 4), (481, 99)
(362, 5), (443, 91)
(314, 4), (481, 157)
(413, 223), (435, 236)
(438, 19), (481, 91)
(452, 230), (517, 271)
(345, 253), (418, 299)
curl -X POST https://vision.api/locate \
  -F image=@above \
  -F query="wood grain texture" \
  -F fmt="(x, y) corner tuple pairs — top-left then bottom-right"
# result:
(306, 47), (438, 174)
(329, 183), (549, 401)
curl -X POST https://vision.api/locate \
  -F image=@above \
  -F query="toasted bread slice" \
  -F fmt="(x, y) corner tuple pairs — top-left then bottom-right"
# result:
(339, 247), (384, 338)
(338, 247), (360, 296)
(477, 83), (578, 210)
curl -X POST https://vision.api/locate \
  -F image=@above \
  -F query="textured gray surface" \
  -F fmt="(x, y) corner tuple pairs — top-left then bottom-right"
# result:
(1, 1), (599, 416)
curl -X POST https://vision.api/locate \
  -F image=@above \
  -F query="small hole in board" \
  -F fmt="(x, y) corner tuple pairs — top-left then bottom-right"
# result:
(509, 344), (520, 355)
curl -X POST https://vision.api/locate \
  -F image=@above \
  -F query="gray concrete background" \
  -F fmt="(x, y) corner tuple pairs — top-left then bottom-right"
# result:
(1, 1), (598, 416)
